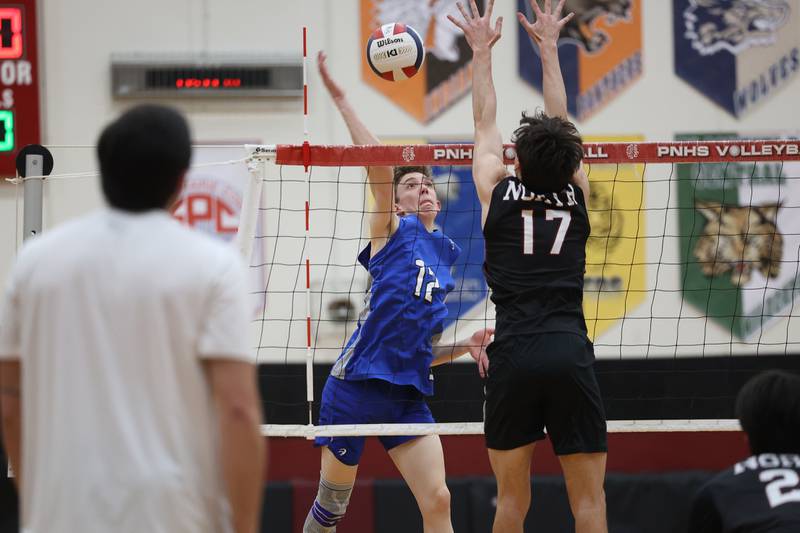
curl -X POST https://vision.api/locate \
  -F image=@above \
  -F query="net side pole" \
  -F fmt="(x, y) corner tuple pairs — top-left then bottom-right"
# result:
(235, 156), (266, 261)
(22, 154), (44, 242)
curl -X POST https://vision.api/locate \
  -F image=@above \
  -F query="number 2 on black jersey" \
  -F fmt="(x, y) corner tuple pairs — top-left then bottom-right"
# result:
(521, 209), (572, 255)
(760, 469), (800, 508)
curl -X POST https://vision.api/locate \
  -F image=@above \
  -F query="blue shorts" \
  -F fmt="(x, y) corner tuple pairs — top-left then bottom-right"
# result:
(314, 376), (435, 466)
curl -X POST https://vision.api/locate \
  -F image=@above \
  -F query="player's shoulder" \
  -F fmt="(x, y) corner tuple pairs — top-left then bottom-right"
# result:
(398, 215), (458, 253)
(165, 216), (234, 254)
(731, 453), (800, 474)
(488, 175), (518, 198)
(486, 176), (584, 206)
(699, 454), (792, 496)
(698, 463), (738, 494)
(484, 175), (519, 215)
(690, 463), (739, 526)
(12, 210), (102, 272)
(570, 181), (587, 205)
(396, 214), (424, 233)
(159, 216), (245, 273)
(395, 215), (443, 242)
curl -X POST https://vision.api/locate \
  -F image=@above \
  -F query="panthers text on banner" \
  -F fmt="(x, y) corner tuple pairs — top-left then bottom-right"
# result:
(360, 0), (479, 123)
(677, 132), (800, 341)
(172, 145), (267, 315)
(673, 0), (800, 118)
(583, 135), (646, 341)
(517, 0), (642, 122)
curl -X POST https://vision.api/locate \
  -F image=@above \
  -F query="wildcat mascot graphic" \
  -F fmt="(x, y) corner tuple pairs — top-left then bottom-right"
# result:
(693, 201), (783, 287)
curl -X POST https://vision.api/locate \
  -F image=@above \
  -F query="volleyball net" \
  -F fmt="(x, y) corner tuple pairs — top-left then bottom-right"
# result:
(9, 138), (800, 437)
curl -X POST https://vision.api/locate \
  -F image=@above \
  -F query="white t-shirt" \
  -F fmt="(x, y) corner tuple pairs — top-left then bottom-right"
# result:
(0, 208), (253, 533)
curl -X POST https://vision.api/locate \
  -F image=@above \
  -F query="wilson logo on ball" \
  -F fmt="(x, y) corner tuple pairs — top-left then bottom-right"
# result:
(366, 22), (425, 82)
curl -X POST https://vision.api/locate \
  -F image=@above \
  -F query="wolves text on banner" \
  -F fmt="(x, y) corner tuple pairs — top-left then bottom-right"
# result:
(673, 0), (800, 118)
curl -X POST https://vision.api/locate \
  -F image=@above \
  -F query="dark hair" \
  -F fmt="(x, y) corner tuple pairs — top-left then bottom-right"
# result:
(97, 104), (192, 212)
(736, 370), (800, 454)
(511, 110), (583, 192)
(392, 165), (431, 199)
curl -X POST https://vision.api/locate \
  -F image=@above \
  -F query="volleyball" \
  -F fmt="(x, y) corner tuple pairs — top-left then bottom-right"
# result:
(366, 23), (425, 82)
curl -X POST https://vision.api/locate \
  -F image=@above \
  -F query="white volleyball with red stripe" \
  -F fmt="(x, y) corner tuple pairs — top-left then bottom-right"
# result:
(366, 23), (425, 82)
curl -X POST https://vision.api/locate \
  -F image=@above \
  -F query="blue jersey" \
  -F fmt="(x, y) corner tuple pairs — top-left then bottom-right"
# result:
(330, 215), (460, 395)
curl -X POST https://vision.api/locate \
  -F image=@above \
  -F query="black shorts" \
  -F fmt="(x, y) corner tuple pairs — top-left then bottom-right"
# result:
(484, 332), (607, 455)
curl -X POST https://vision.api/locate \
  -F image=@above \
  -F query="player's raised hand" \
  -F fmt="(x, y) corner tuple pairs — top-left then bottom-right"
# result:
(468, 327), (494, 378)
(518, 0), (574, 46)
(317, 51), (345, 100)
(447, 0), (503, 51)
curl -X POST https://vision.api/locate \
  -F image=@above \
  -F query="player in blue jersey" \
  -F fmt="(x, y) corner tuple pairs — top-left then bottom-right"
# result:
(302, 52), (494, 533)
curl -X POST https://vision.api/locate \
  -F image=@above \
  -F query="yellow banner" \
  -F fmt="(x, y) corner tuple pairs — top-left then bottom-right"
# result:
(583, 135), (646, 340)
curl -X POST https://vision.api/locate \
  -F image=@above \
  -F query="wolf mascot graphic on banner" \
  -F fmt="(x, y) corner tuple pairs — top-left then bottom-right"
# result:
(674, 0), (800, 117)
(518, 0), (642, 121)
(360, 0), (480, 123)
(561, 0), (633, 53)
(677, 133), (800, 341)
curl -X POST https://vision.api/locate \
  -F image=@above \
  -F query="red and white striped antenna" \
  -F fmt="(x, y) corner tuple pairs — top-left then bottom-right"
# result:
(301, 26), (314, 432)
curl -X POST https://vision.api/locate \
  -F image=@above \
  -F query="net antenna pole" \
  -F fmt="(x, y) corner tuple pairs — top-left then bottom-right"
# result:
(301, 26), (314, 434)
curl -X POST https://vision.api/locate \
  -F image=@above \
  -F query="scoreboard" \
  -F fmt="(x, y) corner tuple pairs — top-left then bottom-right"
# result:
(0, 1), (39, 176)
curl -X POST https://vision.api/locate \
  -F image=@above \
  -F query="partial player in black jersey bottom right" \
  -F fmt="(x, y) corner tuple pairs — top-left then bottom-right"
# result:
(689, 370), (800, 533)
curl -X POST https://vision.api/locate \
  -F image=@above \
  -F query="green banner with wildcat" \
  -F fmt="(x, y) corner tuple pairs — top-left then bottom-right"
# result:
(677, 132), (799, 342)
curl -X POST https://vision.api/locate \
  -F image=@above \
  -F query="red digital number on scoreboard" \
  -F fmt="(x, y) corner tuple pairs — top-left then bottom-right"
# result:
(175, 78), (242, 89)
(0, 7), (22, 60)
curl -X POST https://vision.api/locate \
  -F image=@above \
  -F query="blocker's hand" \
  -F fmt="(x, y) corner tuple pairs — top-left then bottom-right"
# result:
(518, 0), (574, 47)
(447, 0), (503, 52)
(468, 327), (494, 378)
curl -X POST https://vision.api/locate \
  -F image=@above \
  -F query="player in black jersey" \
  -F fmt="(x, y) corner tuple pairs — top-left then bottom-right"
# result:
(689, 370), (800, 532)
(449, 1), (607, 532)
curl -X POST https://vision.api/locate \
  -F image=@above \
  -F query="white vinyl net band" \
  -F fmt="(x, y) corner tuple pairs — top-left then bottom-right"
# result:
(260, 419), (742, 438)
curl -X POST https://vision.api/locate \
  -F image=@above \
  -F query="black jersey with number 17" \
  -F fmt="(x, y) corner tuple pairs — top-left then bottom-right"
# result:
(483, 176), (590, 340)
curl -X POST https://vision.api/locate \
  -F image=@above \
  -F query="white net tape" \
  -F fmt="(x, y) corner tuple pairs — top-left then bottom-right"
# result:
(261, 419), (741, 438)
